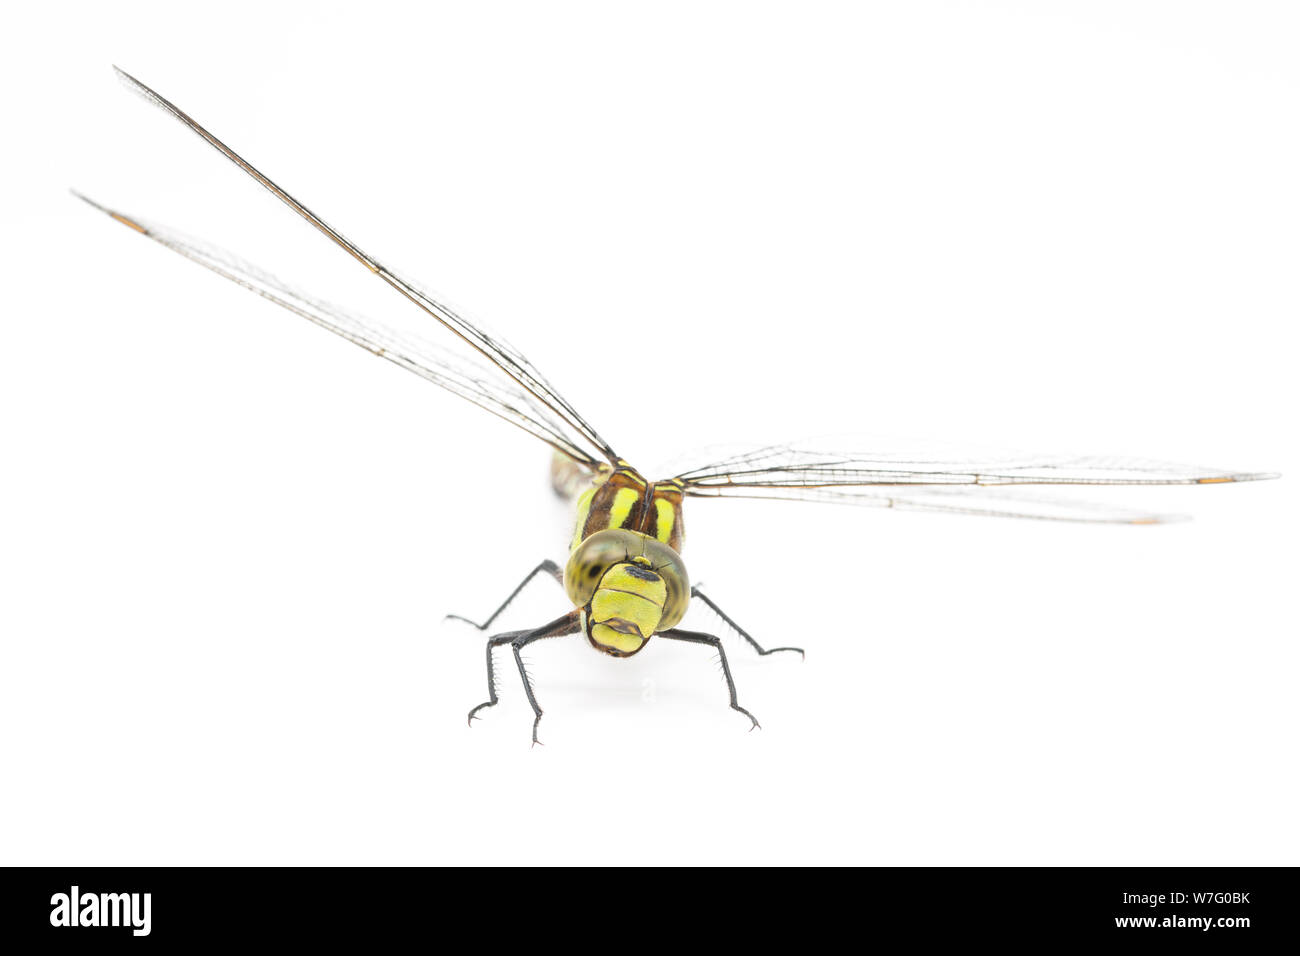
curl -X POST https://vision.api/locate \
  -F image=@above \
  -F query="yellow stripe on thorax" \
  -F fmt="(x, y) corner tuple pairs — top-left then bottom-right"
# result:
(653, 497), (675, 543)
(570, 486), (597, 551)
(609, 486), (641, 530)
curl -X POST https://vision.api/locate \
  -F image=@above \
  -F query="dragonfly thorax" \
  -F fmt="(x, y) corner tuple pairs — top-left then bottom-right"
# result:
(567, 463), (686, 554)
(564, 529), (690, 657)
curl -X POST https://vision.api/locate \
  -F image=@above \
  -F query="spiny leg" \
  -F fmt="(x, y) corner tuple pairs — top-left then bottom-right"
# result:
(467, 629), (530, 725)
(691, 586), (804, 659)
(657, 627), (761, 731)
(446, 559), (563, 631)
(512, 634), (550, 747)
(468, 610), (582, 745)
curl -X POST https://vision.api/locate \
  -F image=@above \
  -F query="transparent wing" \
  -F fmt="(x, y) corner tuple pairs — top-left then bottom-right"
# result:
(75, 192), (604, 467)
(104, 67), (620, 466)
(682, 484), (1183, 524)
(671, 440), (1278, 525)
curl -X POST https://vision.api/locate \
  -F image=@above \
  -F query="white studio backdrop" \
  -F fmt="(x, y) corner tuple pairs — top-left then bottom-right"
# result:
(1, 2), (1296, 865)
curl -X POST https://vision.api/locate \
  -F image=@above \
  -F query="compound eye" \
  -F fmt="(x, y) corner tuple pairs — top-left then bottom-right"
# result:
(564, 530), (690, 630)
(650, 547), (690, 630)
(564, 529), (641, 606)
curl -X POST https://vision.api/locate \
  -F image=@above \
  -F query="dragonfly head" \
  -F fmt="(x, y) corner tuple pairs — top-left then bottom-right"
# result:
(564, 529), (689, 657)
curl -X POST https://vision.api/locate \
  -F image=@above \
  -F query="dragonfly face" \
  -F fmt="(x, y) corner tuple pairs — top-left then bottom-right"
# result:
(78, 69), (1276, 744)
(564, 528), (690, 657)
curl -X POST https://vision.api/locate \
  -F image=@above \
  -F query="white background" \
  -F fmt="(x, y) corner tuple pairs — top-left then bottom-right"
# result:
(2, 2), (1296, 865)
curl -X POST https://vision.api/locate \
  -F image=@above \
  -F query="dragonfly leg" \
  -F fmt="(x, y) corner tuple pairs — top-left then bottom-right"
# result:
(690, 587), (805, 659)
(467, 629), (529, 725)
(656, 627), (761, 732)
(467, 610), (582, 746)
(446, 559), (564, 631)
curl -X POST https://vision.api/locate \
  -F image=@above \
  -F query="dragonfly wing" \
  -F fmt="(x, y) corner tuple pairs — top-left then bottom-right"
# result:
(671, 439), (1277, 524)
(105, 67), (621, 467)
(75, 192), (604, 467)
(682, 483), (1189, 524)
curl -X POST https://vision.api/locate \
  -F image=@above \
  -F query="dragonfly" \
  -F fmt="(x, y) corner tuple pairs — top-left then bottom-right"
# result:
(78, 69), (1277, 744)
